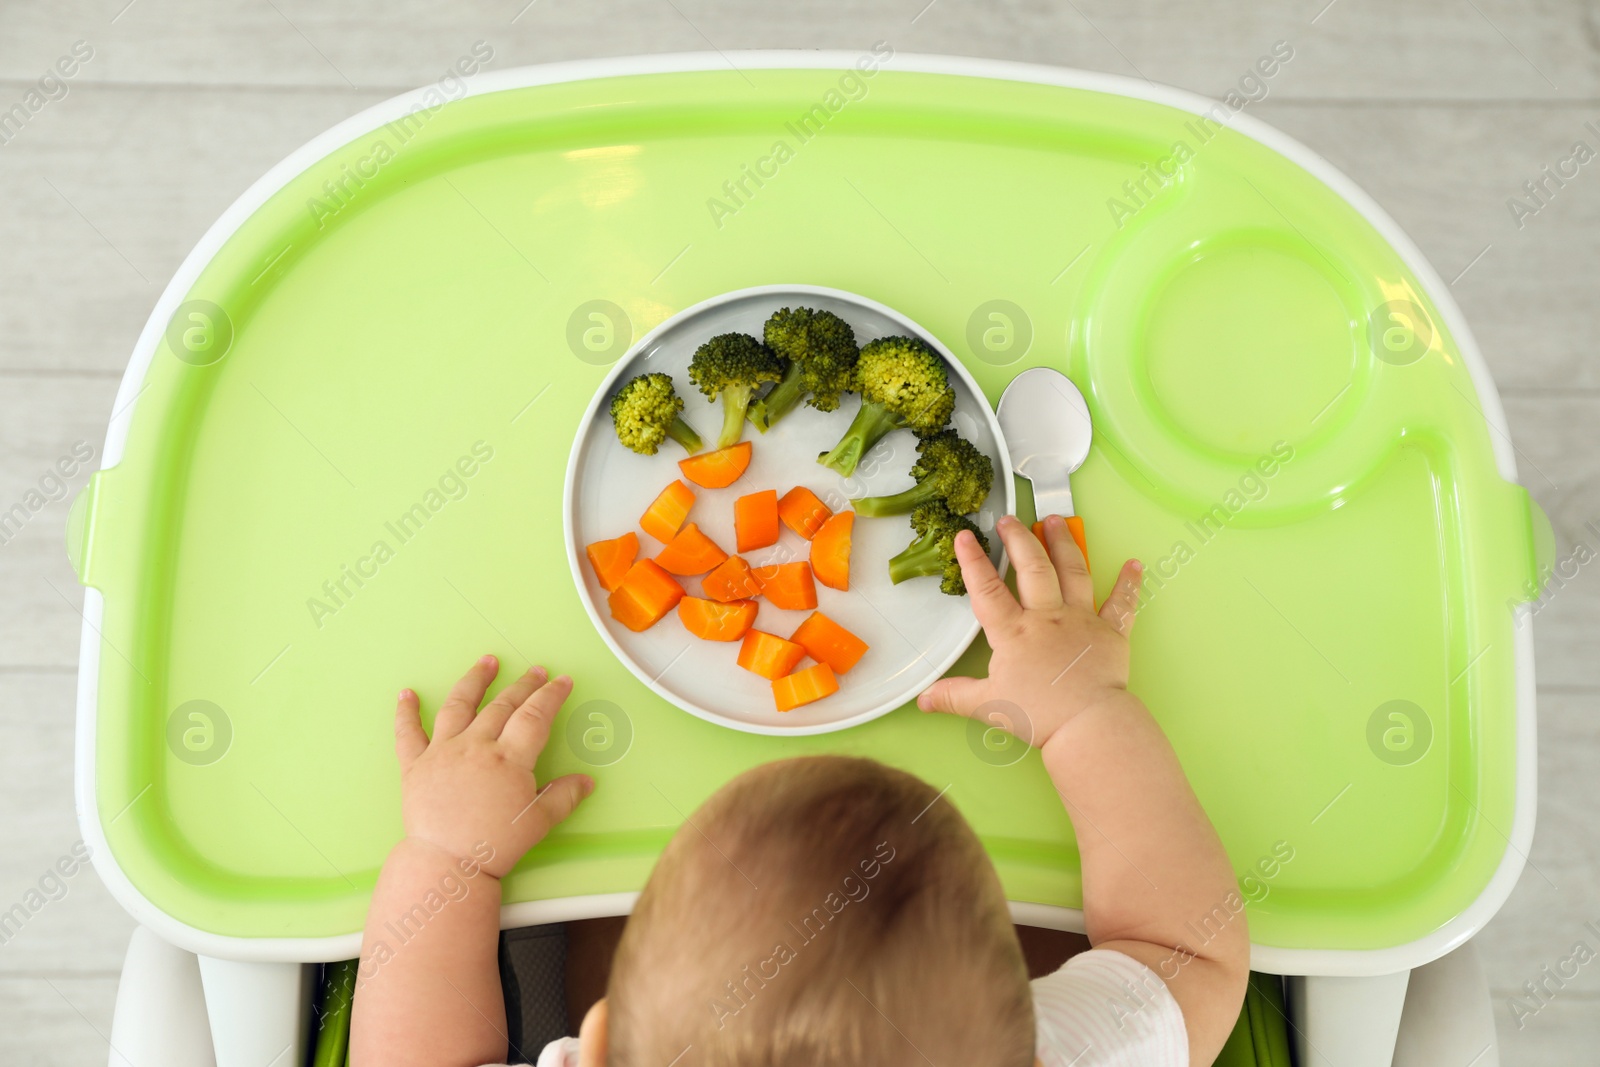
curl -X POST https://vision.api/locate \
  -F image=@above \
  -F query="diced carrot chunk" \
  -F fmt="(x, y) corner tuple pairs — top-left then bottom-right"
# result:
(737, 629), (808, 680)
(810, 511), (853, 591)
(678, 442), (752, 489)
(655, 523), (728, 576)
(772, 662), (839, 712)
(790, 611), (869, 674)
(585, 531), (638, 592)
(752, 561), (817, 611)
(735, 489), (780, 553)
(641, 480), (695, 544)
(702, 555), (762, 602)
(607, 559), (685, 632)
(777, 486), (833, 540)
(678, 596), (758, 641)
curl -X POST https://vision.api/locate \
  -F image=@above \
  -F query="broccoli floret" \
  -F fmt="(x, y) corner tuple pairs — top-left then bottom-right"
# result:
(853, 430), (993, 518)
(818, 335), (955, 477)
(609, 373), (704, 456)
(748, 307), (859, 432)
(888, 502), (989, 596)
(688, 332), (783, 449)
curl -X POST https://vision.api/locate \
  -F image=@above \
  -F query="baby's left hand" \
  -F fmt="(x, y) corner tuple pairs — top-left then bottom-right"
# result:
(393, 655), (593, 879)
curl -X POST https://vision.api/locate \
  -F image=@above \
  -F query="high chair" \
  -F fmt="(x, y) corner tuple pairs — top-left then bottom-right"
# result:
(72, 52), (1539, 1067)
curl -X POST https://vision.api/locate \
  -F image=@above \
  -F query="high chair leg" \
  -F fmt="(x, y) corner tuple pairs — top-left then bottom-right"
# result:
(109, 926), (215, 1067)
(196, 956), (314, 1067)
(1392, 941), (1498, 1067)
(1287, 970), (1410, 1067)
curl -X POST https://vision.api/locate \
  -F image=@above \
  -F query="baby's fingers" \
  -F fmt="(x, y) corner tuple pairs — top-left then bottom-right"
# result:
(514, 774), (595, 842)
(1000, 515), (1063, 610)
(434, 655), (499, 740)
(955, 527), (1020, 635)
(917, 674), (989, 719)
(1097, 559), (1144, 638)
(471, 666), (549, 739)
(394, 689), (428, 769)
(1041, 514), (1094, 609)
(500, 674), (574, 768)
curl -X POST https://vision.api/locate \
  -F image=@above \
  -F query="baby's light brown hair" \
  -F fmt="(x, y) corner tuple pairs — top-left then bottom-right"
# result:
(607, 756), (1034, 1066)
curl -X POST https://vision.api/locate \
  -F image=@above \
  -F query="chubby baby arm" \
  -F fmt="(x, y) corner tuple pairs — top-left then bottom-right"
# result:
(350, 656), (594, 1067)
(919, 515), (1249, 1064)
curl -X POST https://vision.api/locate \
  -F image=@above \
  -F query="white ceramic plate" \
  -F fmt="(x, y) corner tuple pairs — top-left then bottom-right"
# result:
(564, 284), (1014, 735)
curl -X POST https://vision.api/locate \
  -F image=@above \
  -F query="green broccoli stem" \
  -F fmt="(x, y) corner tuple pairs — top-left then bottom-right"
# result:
(668, 416), (704, 454)
(717, 385), (755, 449)
(888, 531), (943, 585)
(853, 479), (941, 518)
(818, 401), (905, 476)
(749, 363), (806, 432)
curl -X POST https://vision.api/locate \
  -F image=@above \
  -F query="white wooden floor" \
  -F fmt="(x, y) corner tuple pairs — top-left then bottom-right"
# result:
(1, 1), (1596, 1062)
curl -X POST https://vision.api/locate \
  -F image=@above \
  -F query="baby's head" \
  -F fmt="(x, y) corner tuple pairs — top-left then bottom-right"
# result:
(606, 756), (1033, 1066)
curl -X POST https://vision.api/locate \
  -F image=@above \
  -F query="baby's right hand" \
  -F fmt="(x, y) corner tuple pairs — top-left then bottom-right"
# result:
(917, 514), (1144, 748)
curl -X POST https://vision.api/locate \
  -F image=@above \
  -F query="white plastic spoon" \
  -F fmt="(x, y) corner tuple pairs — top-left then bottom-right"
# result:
(997, 366), (1093, 568)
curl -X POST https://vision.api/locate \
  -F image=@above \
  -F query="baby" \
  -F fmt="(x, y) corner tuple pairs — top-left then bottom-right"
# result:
(350, 514), (1250, 1066)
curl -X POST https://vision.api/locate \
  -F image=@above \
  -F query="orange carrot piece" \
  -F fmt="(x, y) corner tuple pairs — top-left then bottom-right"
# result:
(737, 629), (808, 680)
(790, 611), (869, 674)
(810, 511), (854, 591)
(654, 523), (728, 576)
(677, 596), (758, 641)
(678, 441), (751, 489)
(734, 489), (780, 553)
(777, 486), (833, 540)
(640, 480), (695, 544)
(585, 531), (639, 592)
(702, 555), (761, 602)
(607, 559), (685, 632)
(772, 662), (839, 712)
(752, 561), (817, 611)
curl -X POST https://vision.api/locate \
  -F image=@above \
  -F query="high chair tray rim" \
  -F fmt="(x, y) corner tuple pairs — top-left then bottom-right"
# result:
(70, 50), (1537, 979)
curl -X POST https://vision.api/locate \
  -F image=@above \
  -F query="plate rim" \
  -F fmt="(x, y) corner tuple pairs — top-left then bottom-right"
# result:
(561, 282), (1016, 736)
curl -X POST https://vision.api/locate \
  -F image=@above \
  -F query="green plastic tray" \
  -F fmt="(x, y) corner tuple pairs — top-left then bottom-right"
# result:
(70, 57), (1540, 967)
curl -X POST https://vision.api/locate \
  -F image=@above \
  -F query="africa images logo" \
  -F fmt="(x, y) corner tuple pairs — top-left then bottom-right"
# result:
(306, 441), (494, 628)
(303, 42), (495, 230)
(705, 43), (895, 229)
(1105, 41), (1295, 230)
(0, 40), (94, 148)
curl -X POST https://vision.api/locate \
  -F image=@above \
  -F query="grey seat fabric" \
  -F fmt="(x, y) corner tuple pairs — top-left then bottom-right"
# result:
(499, 924), (570, 1064)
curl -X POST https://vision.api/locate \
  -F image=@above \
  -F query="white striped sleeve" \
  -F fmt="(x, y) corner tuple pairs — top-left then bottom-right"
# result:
(1032, 949), (1188, 1067)
(530, 1035), (581, 1067)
